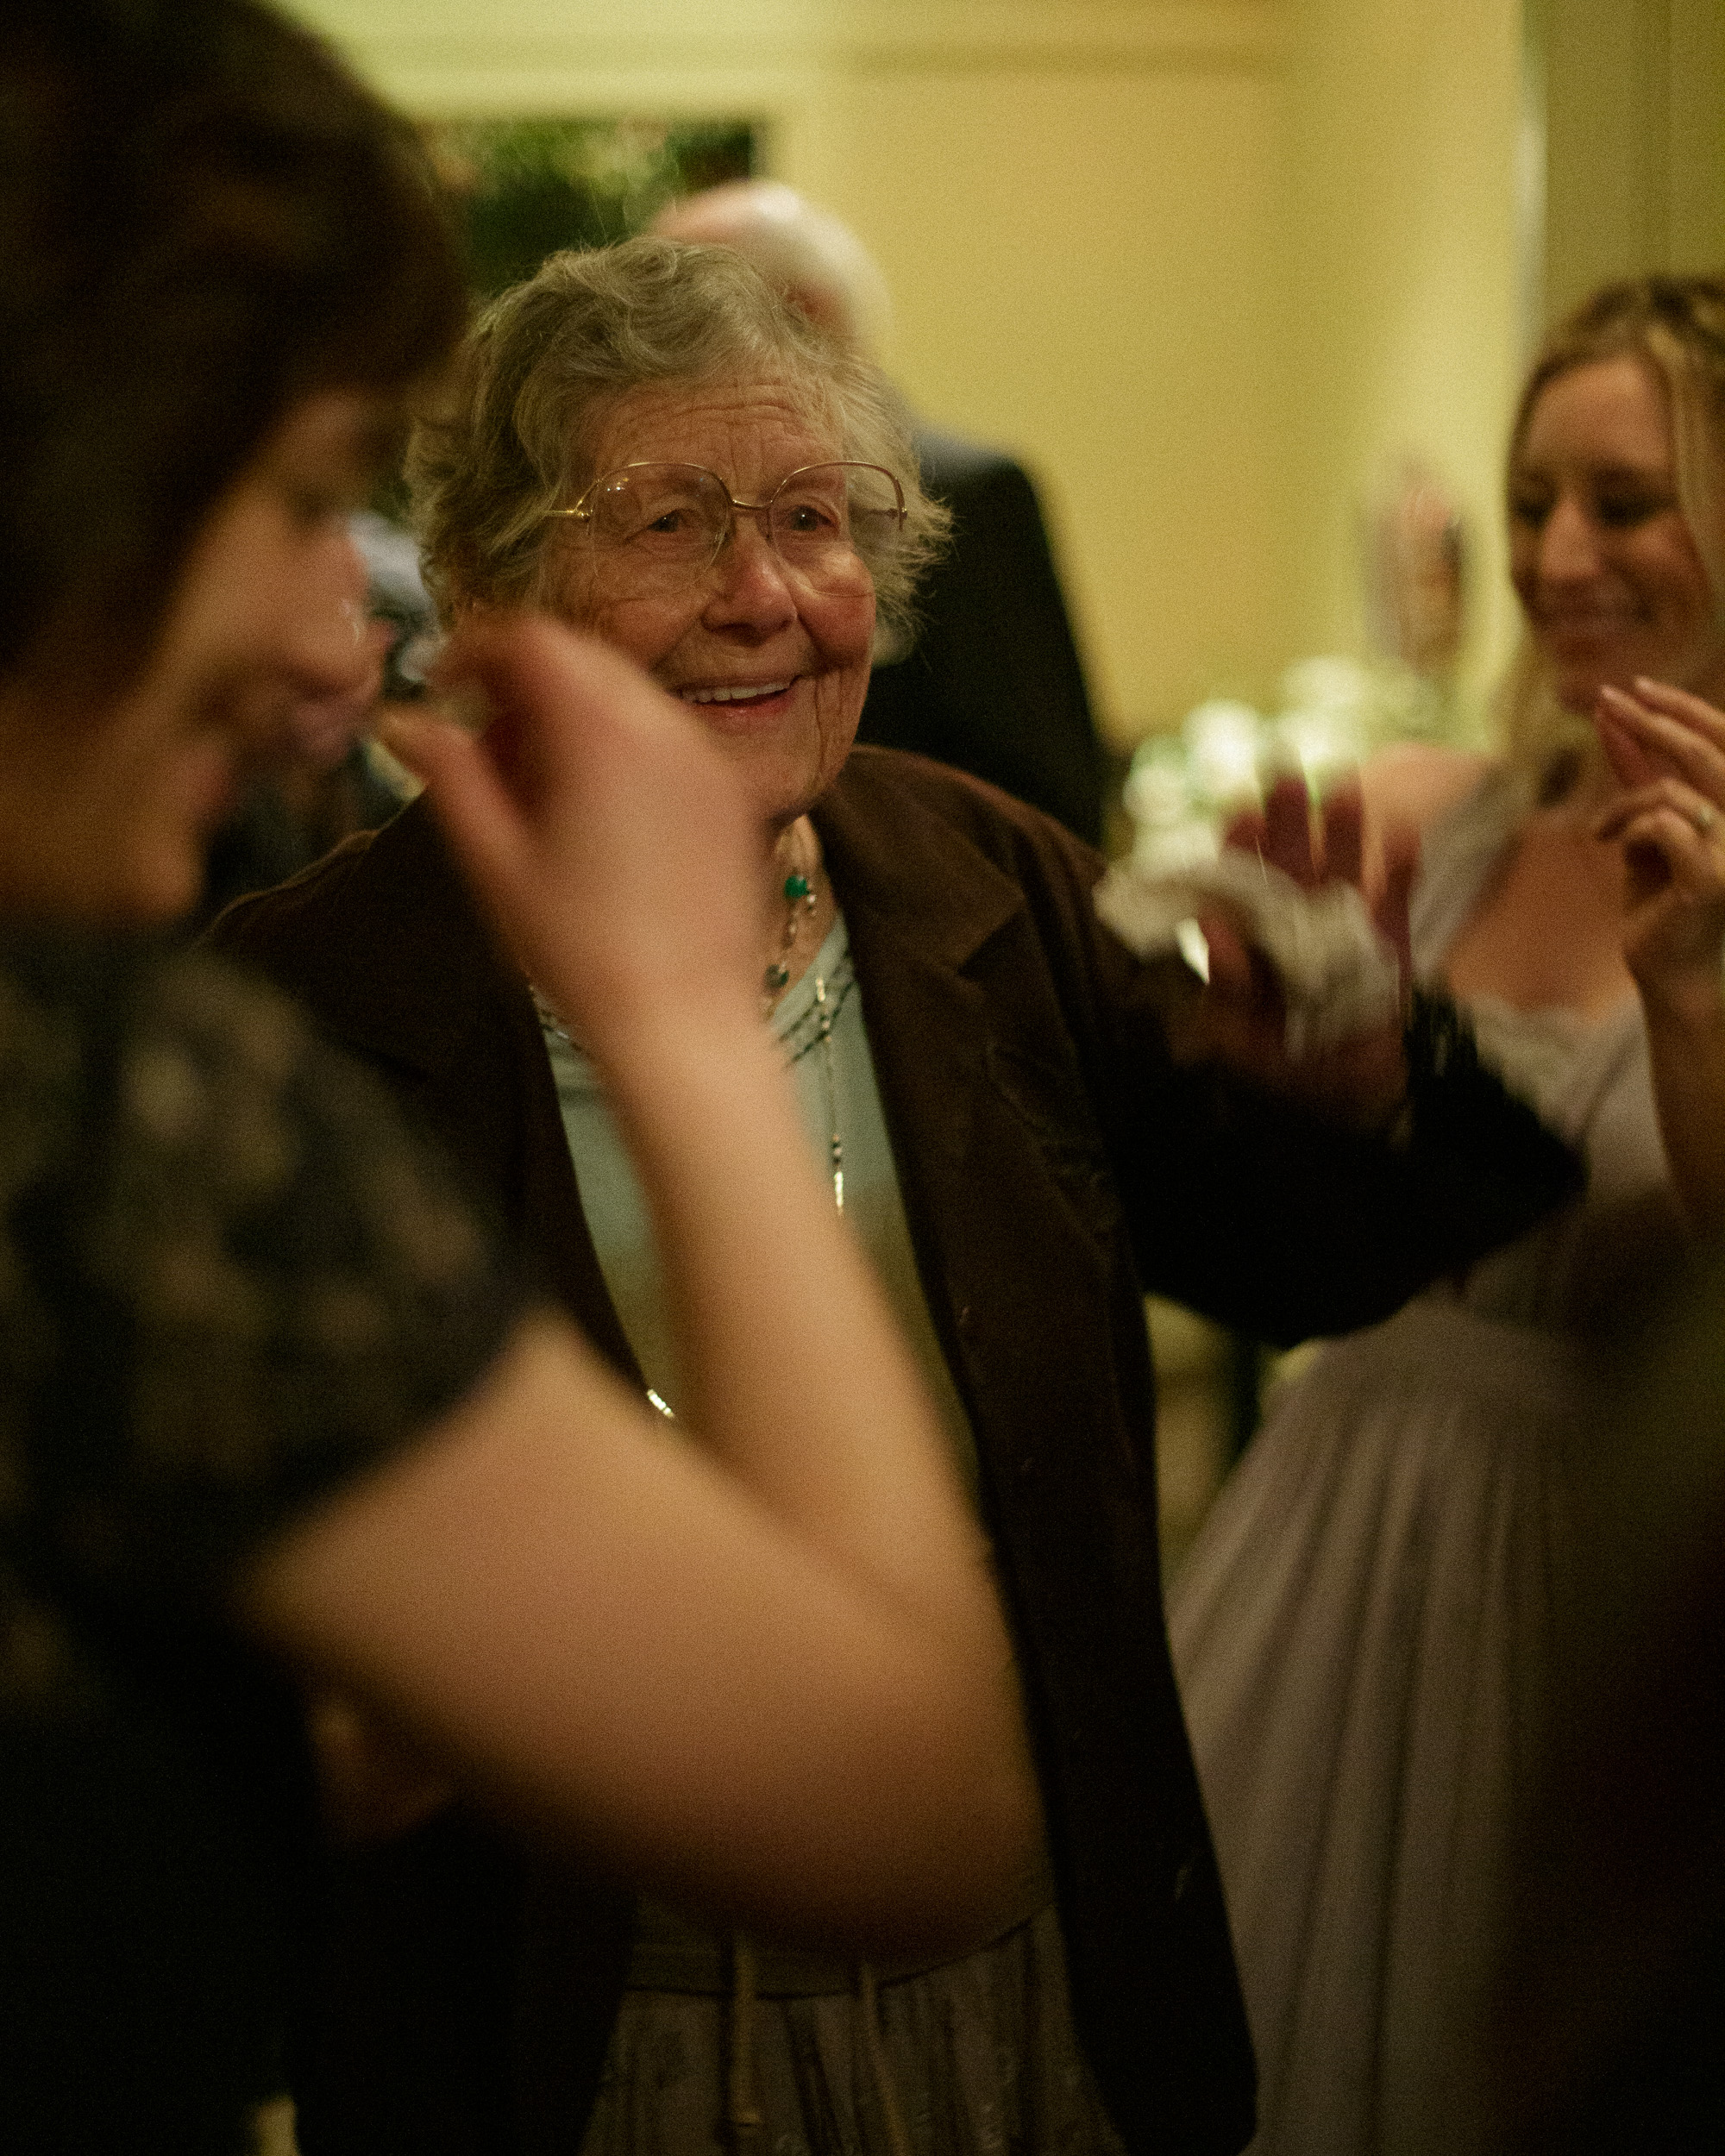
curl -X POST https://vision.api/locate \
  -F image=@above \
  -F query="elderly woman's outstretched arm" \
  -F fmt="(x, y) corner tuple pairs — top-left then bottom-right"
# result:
(239, 619), (1040, 1959)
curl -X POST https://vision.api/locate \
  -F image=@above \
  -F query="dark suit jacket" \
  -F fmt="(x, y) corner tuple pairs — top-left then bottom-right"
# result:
(858, 425), (1106, 843)
(208, 749), (1581, 2156)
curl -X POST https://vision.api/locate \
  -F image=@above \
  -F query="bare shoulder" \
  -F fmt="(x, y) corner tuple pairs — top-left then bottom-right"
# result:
(1360, 743), (1494, 835)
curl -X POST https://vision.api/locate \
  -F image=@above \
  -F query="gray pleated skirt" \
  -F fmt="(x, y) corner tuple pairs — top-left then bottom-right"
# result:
(579, 1905), (1127, 2156)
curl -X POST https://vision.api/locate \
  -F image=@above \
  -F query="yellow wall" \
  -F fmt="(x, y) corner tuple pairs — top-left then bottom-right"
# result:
(288, 0), (1295, 746)
(1279, 0), (1526, 704)
(811, 60), (1293, 737)
(1539, 0), (1725, 325)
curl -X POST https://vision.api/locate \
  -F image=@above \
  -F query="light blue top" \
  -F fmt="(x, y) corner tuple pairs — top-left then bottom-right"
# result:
(539, 912), (980, 1495)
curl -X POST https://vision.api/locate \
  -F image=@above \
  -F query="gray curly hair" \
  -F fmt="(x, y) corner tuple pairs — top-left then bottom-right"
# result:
(407, 235), (946, 640)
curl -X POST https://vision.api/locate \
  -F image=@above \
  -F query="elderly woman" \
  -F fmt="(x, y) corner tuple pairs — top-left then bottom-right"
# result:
(211, 239), (1581, 2156)
(1170, 276), (1725, 2156)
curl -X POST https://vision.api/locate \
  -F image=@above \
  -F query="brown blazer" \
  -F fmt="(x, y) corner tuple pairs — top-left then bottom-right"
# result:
(210, 747), (1581, 2156)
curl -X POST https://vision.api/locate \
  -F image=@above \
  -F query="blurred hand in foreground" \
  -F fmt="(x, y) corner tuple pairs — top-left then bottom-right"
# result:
(379, 614), (762, 1072)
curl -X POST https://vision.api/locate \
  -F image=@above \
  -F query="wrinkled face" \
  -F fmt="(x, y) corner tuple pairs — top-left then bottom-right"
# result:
(0, 392), (383, 921)
(1509, 353), (1725, 712)
(546, 378), (875, 831)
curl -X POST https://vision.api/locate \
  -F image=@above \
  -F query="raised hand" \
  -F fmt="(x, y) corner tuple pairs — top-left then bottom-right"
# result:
(379, 613), (762, 1070)
(1214, 775), (1417, 982)
(1170, 774), (1419, 1128)
(1592, 678), (1725, 1016)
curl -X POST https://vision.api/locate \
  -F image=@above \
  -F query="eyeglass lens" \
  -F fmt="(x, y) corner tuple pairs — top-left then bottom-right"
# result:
(582, 463), (901, 581)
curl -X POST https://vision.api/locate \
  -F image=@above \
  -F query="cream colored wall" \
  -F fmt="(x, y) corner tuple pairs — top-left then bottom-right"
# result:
(1279, 0), (1526, 708)
(1538, 0), (1725, 326)
(804, 60), (1292, 738)
(287, 0), (1295, 747)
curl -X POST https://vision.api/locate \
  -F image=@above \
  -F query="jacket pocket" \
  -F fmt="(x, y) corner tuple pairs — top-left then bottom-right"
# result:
(983, 1039), (1123, 1239)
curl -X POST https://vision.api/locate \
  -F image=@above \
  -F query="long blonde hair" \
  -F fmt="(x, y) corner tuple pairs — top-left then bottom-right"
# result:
(1502, 276), (1725, 790)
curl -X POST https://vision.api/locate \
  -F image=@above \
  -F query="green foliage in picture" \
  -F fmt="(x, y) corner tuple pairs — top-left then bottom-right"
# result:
(432, 118), (756, 299)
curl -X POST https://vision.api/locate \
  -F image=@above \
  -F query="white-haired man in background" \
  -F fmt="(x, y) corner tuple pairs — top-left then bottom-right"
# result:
(653, 180), (1107, 844)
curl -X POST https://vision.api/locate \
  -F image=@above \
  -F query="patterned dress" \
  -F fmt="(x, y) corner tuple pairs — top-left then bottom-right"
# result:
(0, 935), (519, 2153)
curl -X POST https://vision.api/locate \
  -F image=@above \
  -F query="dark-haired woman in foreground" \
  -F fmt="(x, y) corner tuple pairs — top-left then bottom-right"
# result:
(0, 5), (1041, 2147)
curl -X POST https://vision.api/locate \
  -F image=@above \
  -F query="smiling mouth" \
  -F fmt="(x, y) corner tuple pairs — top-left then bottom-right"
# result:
(680, 680), (794, 707)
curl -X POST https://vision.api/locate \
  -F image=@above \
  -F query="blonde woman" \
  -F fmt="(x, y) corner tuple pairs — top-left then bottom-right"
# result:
(1172, 276), (1725, 2156)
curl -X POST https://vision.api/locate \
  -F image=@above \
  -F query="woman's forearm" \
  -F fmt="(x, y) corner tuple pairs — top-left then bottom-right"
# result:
(400, 621), (1019, 1659)
(1641, 988), (1725, 1233)
(596, 1007), (1013, 1662)
(245, 1315), (1040, 1956)
(252, 621), (1042, 1946)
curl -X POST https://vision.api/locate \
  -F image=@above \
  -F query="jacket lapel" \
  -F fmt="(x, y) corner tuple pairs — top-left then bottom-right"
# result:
(813, 754), (1027, 1180)
(304, 801), (645, 1388)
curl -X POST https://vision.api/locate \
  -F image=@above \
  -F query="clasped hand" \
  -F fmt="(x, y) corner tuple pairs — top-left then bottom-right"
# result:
(1592, 677), (1725, 1023)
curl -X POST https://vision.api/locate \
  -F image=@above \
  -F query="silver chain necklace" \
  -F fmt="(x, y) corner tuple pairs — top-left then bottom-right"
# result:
(529, 838), (847, 1424)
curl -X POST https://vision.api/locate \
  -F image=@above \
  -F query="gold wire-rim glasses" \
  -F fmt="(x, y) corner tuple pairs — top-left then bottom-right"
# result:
(543, 461), (906, 583)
